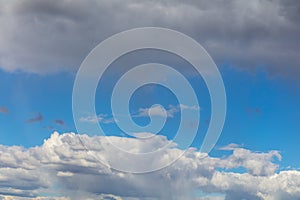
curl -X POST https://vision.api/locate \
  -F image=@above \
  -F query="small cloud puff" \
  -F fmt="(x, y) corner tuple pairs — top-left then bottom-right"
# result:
(25, 113), (43, 123)
(0, 107), (8, 114)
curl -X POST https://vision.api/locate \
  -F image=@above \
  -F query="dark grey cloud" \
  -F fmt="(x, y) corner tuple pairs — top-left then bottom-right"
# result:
(25, 113), (43, 123)
(43, 125), (55, 130)
(0, 0), (299, 79)
(246, 107), (262, 115)
(0, 107), (8, 114)
(54, 119), (64, 126)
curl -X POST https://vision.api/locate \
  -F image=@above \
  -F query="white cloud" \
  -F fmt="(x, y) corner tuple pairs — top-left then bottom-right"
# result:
(56, 171), (74, 177)
(178, 104), (200, 111)
(137, 105), (168, 118)
(0, 132), (299, 199)
(79, 104), (200, 125)
(79, 114), (116, 124)
(136, 104), (200, 118)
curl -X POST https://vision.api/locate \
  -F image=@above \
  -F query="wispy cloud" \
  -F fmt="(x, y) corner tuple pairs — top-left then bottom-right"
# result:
(137, 105), (169, 118)
(0, 107), (8, 114)
(80, 114), (117, 124)
(25, 113), (43, 123)
(54, 119), (65, 126)
(56, 171), (74, 177)
(246, 107), (262, 114)
(79, 104), (200, 125)
(136, 104), (200, 118)
(43, 126), (55, 131)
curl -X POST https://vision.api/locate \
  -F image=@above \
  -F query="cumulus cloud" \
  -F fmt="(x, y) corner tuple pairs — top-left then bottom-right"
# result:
(0, 132), (299, 199)
(0, 0), (299, 78)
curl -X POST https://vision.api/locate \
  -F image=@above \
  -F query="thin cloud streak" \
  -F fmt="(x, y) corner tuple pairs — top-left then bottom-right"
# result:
(136, 104), (200, 118)
(25, 113), (43, 123)
(79, 114), (117, 124)
(54, 119), (65, 126)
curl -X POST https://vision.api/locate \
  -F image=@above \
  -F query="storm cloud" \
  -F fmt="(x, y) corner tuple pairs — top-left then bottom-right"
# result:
(0, 0), (299, 78)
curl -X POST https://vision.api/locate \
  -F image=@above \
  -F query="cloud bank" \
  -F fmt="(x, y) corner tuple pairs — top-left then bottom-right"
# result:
(0, 0), (299, 78)
(0, 132), (299, 199)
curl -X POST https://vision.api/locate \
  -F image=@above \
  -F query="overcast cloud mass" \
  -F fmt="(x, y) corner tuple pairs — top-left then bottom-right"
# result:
(0, 0), (299, 78)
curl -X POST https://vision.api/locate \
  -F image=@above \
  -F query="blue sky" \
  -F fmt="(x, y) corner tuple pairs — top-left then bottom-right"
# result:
(0, 0), (300, 199)
(1, 64), (299, 168)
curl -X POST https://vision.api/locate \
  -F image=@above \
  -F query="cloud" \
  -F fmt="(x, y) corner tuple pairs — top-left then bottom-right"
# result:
(0, 196), (70, 200)
(246, 107), (262, 115)
(0, 107), (8, 114)
(54, 119), (65, 126)
(25, 113), (43, 123)
(56, 171), (74, 177)
(43, 126), (54, 131)
(220, 147), (281, 176)
(137, 105), (169, 118)
(136, 104), (200, 118)
(79, 114), (117, 124)
(178, 104), (200, 111)
(0, 132), (299, 199)
(0, 0), (299, 79)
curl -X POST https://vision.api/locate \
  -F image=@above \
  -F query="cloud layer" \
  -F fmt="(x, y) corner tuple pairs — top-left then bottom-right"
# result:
(0, 0), (299, 78)
(0, 132), (299, 199)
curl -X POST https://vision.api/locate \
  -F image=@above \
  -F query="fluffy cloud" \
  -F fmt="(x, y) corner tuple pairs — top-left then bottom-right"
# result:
(0, 0), (299, 78)
(0, 132), (299, 199)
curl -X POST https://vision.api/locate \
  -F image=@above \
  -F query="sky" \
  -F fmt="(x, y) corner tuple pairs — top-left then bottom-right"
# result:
(0, 0), (300, 199)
